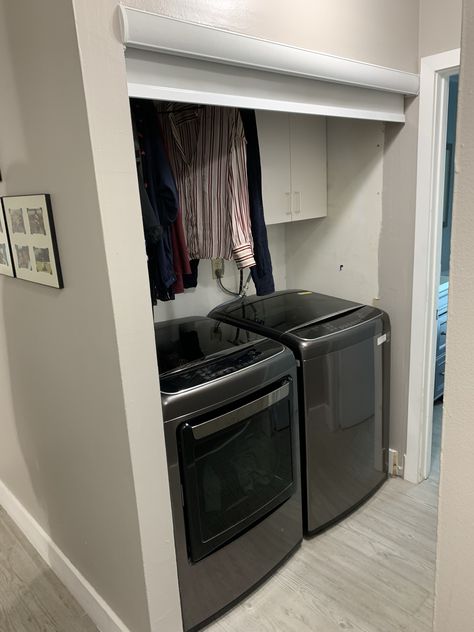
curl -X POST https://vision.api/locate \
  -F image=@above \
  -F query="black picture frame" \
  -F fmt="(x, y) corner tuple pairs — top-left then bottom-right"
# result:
(0, 199), (15, 278)
(2, 193), (64, 289)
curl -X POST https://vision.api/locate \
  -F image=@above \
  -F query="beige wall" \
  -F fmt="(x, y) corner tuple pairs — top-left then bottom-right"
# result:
(122, 0), (419, 72)
(433, 0), (474, 627)
(0, 1), (181, 631)
(286, 119), (384, 306)
(419, 0), (463, 57)
(71, 2), (182, 629)
(379, 97), (419, 457)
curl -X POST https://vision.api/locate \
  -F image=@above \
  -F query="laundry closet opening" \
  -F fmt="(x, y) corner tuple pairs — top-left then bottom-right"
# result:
(129, 96), (385, 323)
(121, 12), (418, 631)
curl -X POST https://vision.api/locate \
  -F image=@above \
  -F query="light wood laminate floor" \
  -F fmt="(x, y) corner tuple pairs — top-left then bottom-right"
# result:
(207, 405), (442, 632)
(0, 506), (97, 632)
(0, 406), (442, 632)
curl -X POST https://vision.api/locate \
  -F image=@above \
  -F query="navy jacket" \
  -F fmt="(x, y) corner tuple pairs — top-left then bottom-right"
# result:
(239, 109), (275, 295)
(131, 98), (179, 302)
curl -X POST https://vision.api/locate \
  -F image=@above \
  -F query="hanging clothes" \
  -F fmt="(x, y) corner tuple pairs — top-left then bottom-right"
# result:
(131, 98), (179, 302)
(159, 104), (256, 269)
(132, 115), (163, 247)
(170, 208), (192, 294)
(239, 109), (275, 296)
(153, 111), (193, 297)
(136, 158), (163, 246)
(183, 259), (199, 289)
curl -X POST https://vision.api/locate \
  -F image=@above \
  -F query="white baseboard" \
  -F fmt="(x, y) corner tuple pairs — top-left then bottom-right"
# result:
(0, 479), (130, 632)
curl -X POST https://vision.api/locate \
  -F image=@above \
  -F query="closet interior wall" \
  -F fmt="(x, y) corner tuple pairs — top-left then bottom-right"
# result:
(286, 117), (384, 306)
(152, 108), (385, 322)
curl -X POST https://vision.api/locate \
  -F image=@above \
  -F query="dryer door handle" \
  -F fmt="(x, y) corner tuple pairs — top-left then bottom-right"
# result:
(191, 381), (290, 440)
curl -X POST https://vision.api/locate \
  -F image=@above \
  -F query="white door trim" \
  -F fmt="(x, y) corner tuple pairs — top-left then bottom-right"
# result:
(405, 49), (460, 484)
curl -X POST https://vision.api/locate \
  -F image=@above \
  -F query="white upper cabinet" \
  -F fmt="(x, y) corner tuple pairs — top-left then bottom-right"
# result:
(255, 110), (292, 224)
(289, 113), (327, 221)
(256, 110), (327, 225)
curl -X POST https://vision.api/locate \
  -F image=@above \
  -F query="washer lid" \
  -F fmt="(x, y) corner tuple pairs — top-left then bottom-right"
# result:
(290, 304), (383, 341)
(155, 316), (263, 374)
(155, 316), (284, 393)
(210, 290), (361, 335)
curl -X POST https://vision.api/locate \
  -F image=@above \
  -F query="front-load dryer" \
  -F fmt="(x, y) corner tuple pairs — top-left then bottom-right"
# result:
(155, 316), (302, 631)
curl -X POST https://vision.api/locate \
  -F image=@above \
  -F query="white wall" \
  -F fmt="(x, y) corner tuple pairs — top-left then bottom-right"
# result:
(286, 118), (384, 305)
(433, 1), (474, 627)
(155, 225), (286, 321)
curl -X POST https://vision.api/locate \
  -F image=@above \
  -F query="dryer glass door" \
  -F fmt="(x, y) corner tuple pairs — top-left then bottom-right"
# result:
(178, 379), (295, 562)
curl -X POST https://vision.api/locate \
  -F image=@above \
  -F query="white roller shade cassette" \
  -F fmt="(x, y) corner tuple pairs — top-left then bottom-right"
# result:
(120, 6), (419, 123)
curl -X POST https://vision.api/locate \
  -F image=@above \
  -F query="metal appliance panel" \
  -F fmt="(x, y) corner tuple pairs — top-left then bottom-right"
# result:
(298, 315), (389, 533)
(209, 296), (390, 536)
(155, 316), (263, 376)
(162, 341), (302, 631)
(210, 290), (361, 336)
(178, 378), (295, 563)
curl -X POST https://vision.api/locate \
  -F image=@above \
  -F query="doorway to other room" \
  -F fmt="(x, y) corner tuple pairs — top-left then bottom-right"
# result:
(431, 74), (458, 482)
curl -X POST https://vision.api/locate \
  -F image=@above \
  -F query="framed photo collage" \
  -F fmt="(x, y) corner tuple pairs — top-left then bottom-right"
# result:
(0, 194), (63, 288)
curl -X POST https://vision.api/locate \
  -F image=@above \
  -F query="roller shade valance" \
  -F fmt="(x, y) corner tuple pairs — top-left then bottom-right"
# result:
(120, 6), (419, 123)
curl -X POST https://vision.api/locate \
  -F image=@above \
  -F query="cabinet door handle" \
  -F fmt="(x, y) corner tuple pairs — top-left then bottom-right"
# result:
(293, 191), (301, 214)
(285, 192), (292, 216)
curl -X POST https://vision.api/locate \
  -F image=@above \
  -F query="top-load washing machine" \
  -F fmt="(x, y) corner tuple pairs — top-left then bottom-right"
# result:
(155, 316), (302, 630)
(209, 290), (390, 535)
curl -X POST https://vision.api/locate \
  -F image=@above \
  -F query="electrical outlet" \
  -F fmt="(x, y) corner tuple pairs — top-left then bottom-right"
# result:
(211, 258), (225, 279)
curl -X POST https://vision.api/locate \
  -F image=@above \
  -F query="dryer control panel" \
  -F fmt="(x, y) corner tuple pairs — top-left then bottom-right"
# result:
(160, 340), (283, 393)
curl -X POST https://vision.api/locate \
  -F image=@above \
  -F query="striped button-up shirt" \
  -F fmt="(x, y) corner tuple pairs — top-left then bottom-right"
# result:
(159, 104), (255, 269)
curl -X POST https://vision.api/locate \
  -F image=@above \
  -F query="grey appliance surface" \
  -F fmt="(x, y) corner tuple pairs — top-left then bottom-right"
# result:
(157, 316), (302, 631)
(155, 316), (263, 378)
(209, 292), (390, 535)
(210, 289), (361, 336)
(296, 308), (390, 533)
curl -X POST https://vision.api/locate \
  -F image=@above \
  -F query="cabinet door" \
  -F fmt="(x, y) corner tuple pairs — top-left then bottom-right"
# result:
(255, 110), (292, 225)
(289, 114), (327, 221)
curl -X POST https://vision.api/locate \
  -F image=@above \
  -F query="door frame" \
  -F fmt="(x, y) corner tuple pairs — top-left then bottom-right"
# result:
(405, 49), (460, 484)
